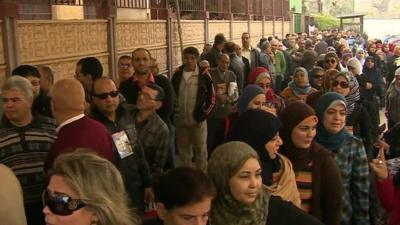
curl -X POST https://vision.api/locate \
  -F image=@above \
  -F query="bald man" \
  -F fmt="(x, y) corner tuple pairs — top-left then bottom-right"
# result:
(45, 79), (114, 171)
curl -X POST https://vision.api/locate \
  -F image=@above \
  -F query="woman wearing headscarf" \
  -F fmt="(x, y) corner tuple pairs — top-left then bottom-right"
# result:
(306, 69), (340, 109)
(281, 67), (317, 104)
(211, 85), (266, 150)
(228, 109), (301, 207)
(386, 68), (400, 128)
(323, 52), (341, 71)
(279, 102), (342, 225)
(247, 67), (285, 113)
(331, 72), (375, 159)
(363, 56), (385, 104)
(208, 141), (324, 225)
(315, 92), (370, 225)
(309, 66), (325, 90)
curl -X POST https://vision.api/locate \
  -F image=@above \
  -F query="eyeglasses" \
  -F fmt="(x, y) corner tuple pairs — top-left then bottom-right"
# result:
(42, 190), (86, 216)
(332, 80), (349, 88)
(325, 59), (336, 64)
(93, 90), (119, 99)
(119, 64), (131, 69)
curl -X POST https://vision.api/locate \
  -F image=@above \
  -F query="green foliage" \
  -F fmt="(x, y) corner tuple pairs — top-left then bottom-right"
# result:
(314, 14), (340, 30)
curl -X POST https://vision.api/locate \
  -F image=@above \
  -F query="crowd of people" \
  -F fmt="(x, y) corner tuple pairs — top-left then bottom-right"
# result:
(1, 28), (400, 225)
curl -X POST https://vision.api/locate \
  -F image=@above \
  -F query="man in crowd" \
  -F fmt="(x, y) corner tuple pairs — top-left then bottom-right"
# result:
(45, 79), (114, 171)
(119, 48), (175, 130)
(224, 41), (244, 95)
(90, 77), (153, 212)
(241, 32), (260, 69)
(270, 39), (287, 92)
(0, 76), (57, 225)
(117, 55), (134, 88)
(134, 84), (170, 177)
(147, 167), (216, 225)
(37, 65), (54, 93)
(75, 56), (103, 104)
(12, 65), (52, 117)
(207, 54), (238, 151)
(171, 47), (214, 172)
(202, 33), (227, 68)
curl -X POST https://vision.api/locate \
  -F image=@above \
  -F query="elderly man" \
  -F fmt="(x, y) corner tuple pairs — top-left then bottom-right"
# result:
(207, 54), (238, 151)
(0, 76), (57, 225)
(45, 79), (114, 171)
(89, 77), (153, 212)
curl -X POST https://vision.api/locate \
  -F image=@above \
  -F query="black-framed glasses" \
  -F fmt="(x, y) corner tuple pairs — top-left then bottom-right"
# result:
(42, 190), (86, 216)
(314, 74), (324, 80)
(332, 80), (349, 88)
(138, 91), (160, 101)
(93, 90), (119, 99)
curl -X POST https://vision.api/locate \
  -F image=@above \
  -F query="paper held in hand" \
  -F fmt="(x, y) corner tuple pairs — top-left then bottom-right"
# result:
(112, 130), (134, 159)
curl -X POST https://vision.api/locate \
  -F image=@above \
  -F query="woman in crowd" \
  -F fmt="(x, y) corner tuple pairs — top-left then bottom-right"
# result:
(331, 72), (375, 159)
(247, 67), (285, 113)
(0, 164), (26, 225)
(371, 147), (400, 225)
(339, 52), (352, 72)
(355, 49), (367, 66)
(306, 69), (340, 109)
(323, 52), (341, 71)
(43, 150), (138, 225)
(228, 109), (301, 207)
(208, 141), (324, 225)
(309, 66), (325, 90)
(386, 68), (400, 128)
(278, 102), (342, 225)
(315, 92), (370, 225)
(367, 42), (382, 70)
(212, 85), (267, 150)
(281, 67), (317, 104)
(363, 56), (385, 100)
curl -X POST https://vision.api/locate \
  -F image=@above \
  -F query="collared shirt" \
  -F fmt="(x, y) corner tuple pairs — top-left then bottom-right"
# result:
(331, 136), (370, 225)
(242, 45), (253, 64)
(56, 114), (85, 133)
(134, 109), (170, 177)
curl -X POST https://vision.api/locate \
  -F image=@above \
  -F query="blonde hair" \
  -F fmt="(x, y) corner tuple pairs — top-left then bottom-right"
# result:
(49, 149), (138, 225)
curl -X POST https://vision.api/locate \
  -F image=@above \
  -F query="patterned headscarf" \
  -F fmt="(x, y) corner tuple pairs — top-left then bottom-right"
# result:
(332, 72), (360, 116)
(208, 141), (270, 225)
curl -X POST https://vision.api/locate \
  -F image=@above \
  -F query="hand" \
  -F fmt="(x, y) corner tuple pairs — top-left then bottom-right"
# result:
(374, 139), (390, 153)
(366, 82), (373, 90)
(144, 187), (155, 204)
(370, 147), (389, 181)
(261, 106), (277, 115)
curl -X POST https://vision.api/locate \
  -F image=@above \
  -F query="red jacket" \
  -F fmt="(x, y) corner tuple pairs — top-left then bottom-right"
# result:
(376, 176), (400, 225)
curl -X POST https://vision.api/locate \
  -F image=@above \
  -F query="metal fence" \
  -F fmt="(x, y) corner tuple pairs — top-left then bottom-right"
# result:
(14, 0), (291, 21)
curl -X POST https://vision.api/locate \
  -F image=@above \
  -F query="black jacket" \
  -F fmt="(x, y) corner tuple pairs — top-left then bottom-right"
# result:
(171, 65), (215, 123)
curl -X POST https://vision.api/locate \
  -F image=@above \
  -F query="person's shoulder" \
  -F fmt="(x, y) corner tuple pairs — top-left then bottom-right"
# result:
(119, 77), (134, 89)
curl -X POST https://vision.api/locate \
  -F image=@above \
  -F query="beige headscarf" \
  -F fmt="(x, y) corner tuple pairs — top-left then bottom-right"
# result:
(264, 153), (302, 208)
(0, 164), (27, 225)
(208, 141), (270, 225)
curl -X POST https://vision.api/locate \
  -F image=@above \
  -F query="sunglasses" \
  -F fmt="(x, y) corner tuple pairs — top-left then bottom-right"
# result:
(332, 80), (349, 88)
(93, 90), (119, 99)
(42, 190), (86, 216)
(325, 59), (336, 64)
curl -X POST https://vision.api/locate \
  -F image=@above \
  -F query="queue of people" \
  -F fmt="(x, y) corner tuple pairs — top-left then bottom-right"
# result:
(1, 28), (400, 225)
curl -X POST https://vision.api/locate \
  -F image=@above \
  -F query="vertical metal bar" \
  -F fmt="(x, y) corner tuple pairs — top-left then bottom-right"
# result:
(2, 17), (20, 76)
(272, 0), (275, 36)
(204, 11), (209, 44)
(167, 7), (173, 78)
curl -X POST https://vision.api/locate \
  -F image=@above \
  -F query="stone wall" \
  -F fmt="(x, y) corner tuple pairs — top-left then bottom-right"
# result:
(17, 20), (109, 80)
(0, 19), (292, 85)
